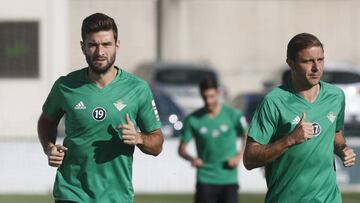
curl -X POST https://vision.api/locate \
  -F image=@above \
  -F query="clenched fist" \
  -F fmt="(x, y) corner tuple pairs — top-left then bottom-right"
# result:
(191, 158), (203, 168)
(340, 146), (356, 167)
(46, 144), (67, 167)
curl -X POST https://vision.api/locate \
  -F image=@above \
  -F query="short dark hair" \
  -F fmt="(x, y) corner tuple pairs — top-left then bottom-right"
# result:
(287, 33), (323, 61)
(199, 77), (218, 92)
(81, 13), (118, 41)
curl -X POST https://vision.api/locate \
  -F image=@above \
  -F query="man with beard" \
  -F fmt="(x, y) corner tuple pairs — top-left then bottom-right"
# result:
(244, 33), (356, 202)
(38, 13), (163, 203)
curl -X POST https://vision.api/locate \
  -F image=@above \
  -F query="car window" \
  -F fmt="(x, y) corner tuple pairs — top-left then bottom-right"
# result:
(322, 71), (360, 84)
(155, 68), (217, 85)
(154, 93), (183, 121)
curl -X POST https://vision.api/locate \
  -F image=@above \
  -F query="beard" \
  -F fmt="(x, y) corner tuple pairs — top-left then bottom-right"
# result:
(86, 53), (116, 75)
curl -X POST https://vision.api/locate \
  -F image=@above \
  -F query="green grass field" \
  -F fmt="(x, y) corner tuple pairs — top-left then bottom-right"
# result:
(0, 193), (359, 203)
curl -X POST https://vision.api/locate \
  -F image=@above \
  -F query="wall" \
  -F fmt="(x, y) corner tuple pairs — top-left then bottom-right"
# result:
(161, 0), (360, 95)
(1, 0), (360, 140)
(67, 0), (157, 73)
(0, 0), (68, 138)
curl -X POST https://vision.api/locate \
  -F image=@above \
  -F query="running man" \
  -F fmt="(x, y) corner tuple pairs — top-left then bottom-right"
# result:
(244, 33), (356, 202)
(179, 77), (248, 203)
(38, 13), (163, 203)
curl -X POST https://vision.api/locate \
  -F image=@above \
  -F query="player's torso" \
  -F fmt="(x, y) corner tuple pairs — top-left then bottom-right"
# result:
(53, 69), (146, 201)
(272, 84), (342, 159)
(62, 82), (140, 141)
(190, 106), (240, 184)
(265, 83), (343, 202)
(191, 107), (238, 162)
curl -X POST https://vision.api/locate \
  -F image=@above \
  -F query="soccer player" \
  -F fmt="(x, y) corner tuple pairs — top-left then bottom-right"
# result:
(37, 13), (163, 203)
(244, 33), (356, 202)
(178, 77), (248, 203)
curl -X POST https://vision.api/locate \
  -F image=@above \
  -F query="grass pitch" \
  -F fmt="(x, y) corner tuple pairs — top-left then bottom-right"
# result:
(0, 193), (359, 203)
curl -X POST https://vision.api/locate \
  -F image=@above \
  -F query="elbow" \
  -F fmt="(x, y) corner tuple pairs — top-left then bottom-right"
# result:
(178, 144), (187, 159)
(151, 133), (164, 156)
(243, 152), (256, 170)
(177, 146), (183, 157)
(243, 160), (256, 170)
(151, 146), (162, 156)
(243, 158), (252, 170)
(152, 138), (164, 156)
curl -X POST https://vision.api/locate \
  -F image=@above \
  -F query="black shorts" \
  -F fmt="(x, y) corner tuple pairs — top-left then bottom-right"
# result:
(195, 182), (239, 203)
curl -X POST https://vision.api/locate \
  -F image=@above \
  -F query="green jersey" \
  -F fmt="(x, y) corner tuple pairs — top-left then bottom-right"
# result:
(249, 81), (344, 203)
(181, 105), (247, 185)
(42, 67), (161, 203)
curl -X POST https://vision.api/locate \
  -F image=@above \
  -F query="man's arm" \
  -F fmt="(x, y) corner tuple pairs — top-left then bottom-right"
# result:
(37, 113), (67, 167)
(244, 136), (293, 170)
(334, 130), (356, 167)
(178, 141), (203, 168)
(244, 113), (313, 170)
(137, 129), (163, 156)
(38, 113), (58, 150)
(120, 114), (163, 156)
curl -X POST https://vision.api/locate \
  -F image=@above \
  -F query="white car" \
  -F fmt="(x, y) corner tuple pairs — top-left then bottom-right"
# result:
(134, 61), (227, 115)
(322, 64), (360, 124)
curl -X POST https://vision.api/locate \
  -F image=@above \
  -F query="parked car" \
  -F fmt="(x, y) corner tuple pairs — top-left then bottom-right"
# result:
(153, 90), (185, 138)
(134, 61), (227, 115)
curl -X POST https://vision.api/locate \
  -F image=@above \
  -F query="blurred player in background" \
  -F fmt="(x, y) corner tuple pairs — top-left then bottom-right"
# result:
(38, 13), (163, 203)
(244, 33), (356, 202)
(178, 77), (248, 203)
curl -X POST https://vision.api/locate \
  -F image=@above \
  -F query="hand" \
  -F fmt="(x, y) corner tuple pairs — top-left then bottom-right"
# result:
(341, 146), (356, 167)
(46, 144), (67, 167)
(227, 156), (241, 168)
(119, 113), (143, 146)
(288, 113), (314, 145)
(191, 158), (203, 168)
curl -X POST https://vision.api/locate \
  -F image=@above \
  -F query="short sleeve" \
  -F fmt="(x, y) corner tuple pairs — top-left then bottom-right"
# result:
(136, 84), (162, 133)
(248, 98), (278, 145)
(234, 110), (248, 136)
(42, 78), (65, 121)
(336, 91), (345, 131)
(180, 117), (193, 143)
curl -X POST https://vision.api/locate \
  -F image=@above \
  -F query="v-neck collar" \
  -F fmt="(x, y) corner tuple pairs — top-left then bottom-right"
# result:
(286, 81), (323, 106)
(206, 105), (223, 120)
(85, 66), (122, 92)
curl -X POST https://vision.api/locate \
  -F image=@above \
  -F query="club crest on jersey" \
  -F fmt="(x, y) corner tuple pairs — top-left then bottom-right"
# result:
(113, 100), (127, 112)
(92, 107), (106, 121)
(327, 112), (336, 123)
(312, 122), (322, 137)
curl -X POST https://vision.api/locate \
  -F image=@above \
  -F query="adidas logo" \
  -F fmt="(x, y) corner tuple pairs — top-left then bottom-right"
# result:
(292, 115), (301, 125)
(74, 101), (86, 110)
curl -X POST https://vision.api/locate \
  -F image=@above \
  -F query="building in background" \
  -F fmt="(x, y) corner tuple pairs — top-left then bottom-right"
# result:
(1, 0), (360, 195)
(1, 0), (360, 139)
